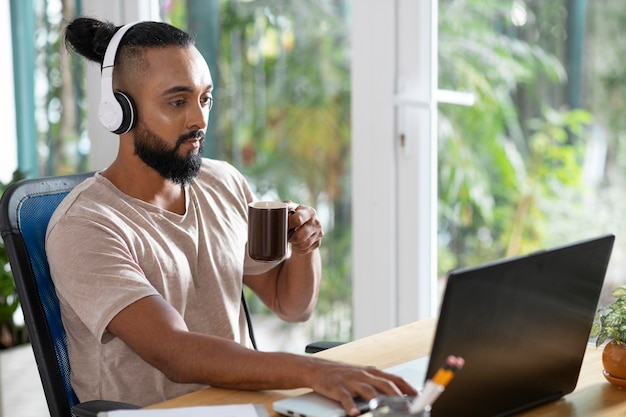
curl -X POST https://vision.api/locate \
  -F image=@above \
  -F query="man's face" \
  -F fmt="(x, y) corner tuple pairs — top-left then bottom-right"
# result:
(125, 46), (213, 184)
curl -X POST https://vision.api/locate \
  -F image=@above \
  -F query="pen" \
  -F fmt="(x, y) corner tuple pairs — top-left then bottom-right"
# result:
(409, 355), (464, 414)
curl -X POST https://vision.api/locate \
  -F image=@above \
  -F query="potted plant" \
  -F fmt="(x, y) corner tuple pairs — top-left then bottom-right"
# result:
(590, 284), (626, 385)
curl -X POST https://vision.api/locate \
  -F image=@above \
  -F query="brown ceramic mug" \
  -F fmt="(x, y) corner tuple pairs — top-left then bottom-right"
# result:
(248, 201), (291, 262)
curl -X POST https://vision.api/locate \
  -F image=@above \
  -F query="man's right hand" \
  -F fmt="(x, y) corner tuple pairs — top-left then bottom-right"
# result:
(307, 359), (418, 416)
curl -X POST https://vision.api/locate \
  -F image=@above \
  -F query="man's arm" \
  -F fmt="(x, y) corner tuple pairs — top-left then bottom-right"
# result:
(107, 295), (417, 417)
(244, 202), (323, 322)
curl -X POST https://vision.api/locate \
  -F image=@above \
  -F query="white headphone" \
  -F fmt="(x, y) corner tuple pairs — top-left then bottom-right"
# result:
(98, 22), (140, 135)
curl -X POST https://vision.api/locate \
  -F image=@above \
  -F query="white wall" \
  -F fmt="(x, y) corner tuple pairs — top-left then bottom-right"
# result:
(1, 0), (18, 184)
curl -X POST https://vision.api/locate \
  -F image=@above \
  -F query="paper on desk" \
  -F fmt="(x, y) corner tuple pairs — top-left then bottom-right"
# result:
(97, 404), (269, 417)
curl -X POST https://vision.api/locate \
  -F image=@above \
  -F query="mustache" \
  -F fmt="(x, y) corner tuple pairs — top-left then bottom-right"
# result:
(176, 130), (206, 147)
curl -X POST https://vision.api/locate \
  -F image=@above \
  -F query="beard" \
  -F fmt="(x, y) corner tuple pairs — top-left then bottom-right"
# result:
(133, 124), (204, 186)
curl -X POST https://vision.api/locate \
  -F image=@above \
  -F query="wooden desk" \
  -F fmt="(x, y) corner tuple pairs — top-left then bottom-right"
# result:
(147, 318), (626, 416)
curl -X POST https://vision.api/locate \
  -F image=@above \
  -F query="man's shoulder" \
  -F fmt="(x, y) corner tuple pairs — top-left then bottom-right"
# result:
(47, 174), (114, 231)
(199, 158), (238, 173)
(197, 158), (245, 182)
(194, 159), (252, 203)
(59, 173), (110, 209)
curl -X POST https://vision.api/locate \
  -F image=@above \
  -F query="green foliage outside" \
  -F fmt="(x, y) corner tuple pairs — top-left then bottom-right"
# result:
(219, 1), (351, 316)
(438, 0), (594, 274)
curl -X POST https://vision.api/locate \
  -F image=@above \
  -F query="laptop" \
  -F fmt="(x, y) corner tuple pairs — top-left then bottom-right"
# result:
(273, 234), (615, 417)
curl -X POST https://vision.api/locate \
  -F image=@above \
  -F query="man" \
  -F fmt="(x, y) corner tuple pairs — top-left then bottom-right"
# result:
(47, 18), (416, 416)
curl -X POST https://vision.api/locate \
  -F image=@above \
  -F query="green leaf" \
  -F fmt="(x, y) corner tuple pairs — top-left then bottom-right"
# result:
(611, 286), (626, 299)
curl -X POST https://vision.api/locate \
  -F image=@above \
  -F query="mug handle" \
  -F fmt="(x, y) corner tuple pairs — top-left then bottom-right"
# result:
(287, 209), (296, 239)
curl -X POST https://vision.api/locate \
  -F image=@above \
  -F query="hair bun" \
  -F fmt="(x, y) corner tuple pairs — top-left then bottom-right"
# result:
(65, 17), (117, 64)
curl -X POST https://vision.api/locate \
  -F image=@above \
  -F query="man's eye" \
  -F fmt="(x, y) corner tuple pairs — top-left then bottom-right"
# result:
(171, 99), (186, 107)
(202, 96), (214, 110)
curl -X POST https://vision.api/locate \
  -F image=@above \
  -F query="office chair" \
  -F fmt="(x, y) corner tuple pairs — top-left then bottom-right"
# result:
(0, 172), (141, 417)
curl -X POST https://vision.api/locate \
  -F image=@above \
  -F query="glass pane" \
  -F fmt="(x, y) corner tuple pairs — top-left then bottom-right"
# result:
(438, 0), (622, 305)
(161, 0), (353, 352)
(35, 0), (88, 176)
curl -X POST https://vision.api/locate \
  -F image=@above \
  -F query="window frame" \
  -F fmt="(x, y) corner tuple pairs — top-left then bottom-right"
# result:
(352, 0), (438, 338)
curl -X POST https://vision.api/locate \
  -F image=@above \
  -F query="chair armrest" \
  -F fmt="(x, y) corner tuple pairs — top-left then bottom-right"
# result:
(305, 341), (345, 354)
(72, 400), (141, 417)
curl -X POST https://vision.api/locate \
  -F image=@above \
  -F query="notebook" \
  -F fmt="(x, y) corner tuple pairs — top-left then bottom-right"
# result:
(273, 234), (615, 417)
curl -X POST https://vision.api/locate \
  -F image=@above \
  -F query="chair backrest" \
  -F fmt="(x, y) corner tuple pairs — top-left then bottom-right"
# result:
(0, 172), (93, 417)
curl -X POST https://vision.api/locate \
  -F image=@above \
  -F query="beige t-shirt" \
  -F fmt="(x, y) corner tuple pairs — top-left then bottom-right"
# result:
(46, 159), (275, 406)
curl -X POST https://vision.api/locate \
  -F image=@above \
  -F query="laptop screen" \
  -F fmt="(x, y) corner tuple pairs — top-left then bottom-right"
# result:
(427, 234), (614, 417)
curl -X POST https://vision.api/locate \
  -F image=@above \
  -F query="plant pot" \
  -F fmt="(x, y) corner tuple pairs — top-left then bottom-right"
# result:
(602, 340), (626, 384)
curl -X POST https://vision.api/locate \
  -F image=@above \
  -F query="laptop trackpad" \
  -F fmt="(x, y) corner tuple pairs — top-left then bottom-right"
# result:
(384, 356), (429, 389)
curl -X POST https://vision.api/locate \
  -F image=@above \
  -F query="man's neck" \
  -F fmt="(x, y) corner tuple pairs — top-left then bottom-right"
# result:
(102, 161), (187, 215)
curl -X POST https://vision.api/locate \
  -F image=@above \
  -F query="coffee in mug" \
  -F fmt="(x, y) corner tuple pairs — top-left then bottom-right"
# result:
(248, 201), (289, 262)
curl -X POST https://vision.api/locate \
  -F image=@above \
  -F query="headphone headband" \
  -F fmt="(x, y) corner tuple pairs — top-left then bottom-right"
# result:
(102, 22), (139, 70)
(98, 22), (140, 135)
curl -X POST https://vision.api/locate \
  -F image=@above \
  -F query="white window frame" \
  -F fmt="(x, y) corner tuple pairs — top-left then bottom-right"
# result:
(352, 0), (438, 338)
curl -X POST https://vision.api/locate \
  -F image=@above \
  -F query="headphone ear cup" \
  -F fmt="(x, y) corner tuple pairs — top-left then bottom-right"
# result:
(99, 23), (139, 134)
(112, 91), (136, 135)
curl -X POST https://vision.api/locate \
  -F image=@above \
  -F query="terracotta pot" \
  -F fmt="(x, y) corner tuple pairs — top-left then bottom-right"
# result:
(603, 340), (626, 380)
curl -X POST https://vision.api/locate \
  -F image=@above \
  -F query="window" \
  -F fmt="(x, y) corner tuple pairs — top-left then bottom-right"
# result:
(353, 0), (626, 338)
(14, 0), (625, 346)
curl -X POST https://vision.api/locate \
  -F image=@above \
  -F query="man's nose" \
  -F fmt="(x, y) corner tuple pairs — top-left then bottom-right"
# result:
(187, 101), (209, 131)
